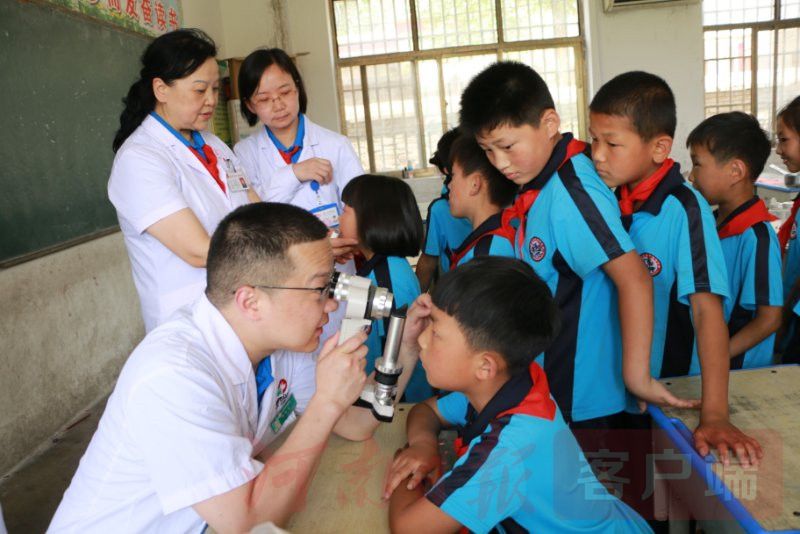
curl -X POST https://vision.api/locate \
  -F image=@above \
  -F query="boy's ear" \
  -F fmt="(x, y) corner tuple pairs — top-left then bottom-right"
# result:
(469, 173), (483, 196)
(474, 351), (504, 381)
(540, 109), (561, 139)
(728, 158), (749, 183)
(651, 134), (674, 164)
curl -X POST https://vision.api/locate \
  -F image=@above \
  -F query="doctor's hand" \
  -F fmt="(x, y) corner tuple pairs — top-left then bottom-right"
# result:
(292, 157), (333, 185)
(329, 232), (358, 264)
(314, 331), (368, 414)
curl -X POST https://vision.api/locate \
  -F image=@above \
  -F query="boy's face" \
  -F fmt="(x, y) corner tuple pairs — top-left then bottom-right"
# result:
(447, 161), (475, 219)
(688, 144), (736, 205)
(475, 112), (560, 186)
(776, 117), (800, 173)
(589, 112), (668, 188)
(417, 304), (479, 391)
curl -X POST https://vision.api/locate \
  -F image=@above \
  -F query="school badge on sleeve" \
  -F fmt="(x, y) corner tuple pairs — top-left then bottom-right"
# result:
(640, 252), (662, 277)
(528, 237), (546, 262)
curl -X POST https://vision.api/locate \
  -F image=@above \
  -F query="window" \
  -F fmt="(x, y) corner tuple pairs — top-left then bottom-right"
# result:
(330, 0), (587, 173)
(703, 0), (800, 135)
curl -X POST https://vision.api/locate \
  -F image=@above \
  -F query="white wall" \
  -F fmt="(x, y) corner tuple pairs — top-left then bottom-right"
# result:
(0, 234), (143, 475)
(286, 0), (341, 132)
(584, 0), (705, 170)
(181, 0), (225, 54)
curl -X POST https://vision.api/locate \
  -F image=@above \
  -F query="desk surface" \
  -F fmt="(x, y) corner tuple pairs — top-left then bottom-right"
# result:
(660, 366), (800, 531)
(286, 405), (410, 533)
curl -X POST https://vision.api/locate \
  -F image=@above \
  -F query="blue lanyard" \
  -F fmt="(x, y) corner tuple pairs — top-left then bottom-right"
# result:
(266, 113), (305, 164)
(149, 112), (207, 161)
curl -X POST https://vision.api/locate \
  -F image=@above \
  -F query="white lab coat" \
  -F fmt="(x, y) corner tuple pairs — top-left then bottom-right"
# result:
(48, 296), (318, 533)
(109, 115), (250, 333)
(235, 117), (365, 354)
(234, 116), (364, 215)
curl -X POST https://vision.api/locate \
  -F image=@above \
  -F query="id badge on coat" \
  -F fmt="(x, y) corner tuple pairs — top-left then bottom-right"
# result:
(224, 159), (249, 193)
(310, 203), (340, 229)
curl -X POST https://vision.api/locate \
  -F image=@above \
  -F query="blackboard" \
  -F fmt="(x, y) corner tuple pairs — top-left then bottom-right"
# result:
(0, 0), (150, 266)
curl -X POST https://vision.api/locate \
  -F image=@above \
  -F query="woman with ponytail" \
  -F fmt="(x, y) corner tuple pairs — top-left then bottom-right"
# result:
(109, 29), (258, 332)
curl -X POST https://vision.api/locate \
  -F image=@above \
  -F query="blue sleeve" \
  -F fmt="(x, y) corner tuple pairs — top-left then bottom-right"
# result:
(424, 199), (446, 256)
(674, 188), (729, 305)
(784, 236), (800, 300)
(739, 224), (783, 309)
(388, 257), (421, 309)
(426, 428), (530, 533)
(488, 235), (516, 258)
(794, 298), (800, 316)
(436, 392), (469, 426)
(551, 157), (635, 278)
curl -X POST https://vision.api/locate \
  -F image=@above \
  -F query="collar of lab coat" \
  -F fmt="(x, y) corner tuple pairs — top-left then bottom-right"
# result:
(192, 294), (254, 388)
(258, 115), (321, 168)
(142, 114), (218, 179)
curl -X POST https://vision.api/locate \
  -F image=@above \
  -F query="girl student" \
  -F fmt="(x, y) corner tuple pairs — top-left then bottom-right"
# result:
(339, 175), (431, 401)
(109, 29), (258, 332)
(234, 48), (363, 260)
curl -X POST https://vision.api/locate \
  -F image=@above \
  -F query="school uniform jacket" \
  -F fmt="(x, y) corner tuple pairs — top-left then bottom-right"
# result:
(619, 163), (729, 378)
(423, 192), (472, 273)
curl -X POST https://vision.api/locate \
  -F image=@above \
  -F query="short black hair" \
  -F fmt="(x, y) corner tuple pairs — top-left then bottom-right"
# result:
(779, 95), (800, 133)
(206, 202), (327, 306)
(449, 134), (517, 207)
(590, 71), (676, 139)
(429, 128), (461, 184)
(238, 48), (308, 127)
(341, 175), (423, 257)
(431, 256), (560, 376)
(459, 61), (555, 135)
(686, 112), (771, 181)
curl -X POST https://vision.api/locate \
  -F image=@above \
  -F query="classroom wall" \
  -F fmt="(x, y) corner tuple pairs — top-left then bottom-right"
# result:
(584, 0), (705, 169)
(0, 234), (143, 476)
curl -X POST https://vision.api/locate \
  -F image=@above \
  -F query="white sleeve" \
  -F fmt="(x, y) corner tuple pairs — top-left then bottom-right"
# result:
(126, 366), (263, 514)
(108, 145), (189, 234)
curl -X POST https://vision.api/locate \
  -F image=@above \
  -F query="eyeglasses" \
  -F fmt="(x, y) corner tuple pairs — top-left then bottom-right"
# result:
(252, 87), (297, 109)
(235, 281), (333, 302)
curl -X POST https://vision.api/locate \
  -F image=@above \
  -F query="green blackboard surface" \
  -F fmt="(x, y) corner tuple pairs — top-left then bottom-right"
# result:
(0, 0), (150, 266)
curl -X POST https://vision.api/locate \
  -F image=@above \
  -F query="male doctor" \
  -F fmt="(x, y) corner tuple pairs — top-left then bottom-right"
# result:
(49, 202), (426, 533)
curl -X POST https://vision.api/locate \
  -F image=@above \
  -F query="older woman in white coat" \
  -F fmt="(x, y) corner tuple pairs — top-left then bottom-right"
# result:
(110, 29), (258, 332)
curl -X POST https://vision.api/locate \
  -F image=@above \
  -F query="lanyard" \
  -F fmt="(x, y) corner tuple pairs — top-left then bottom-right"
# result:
(150, 112), (225, 193)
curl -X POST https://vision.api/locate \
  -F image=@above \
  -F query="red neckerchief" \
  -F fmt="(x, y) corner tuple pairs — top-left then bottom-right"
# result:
(717, 197), (777, 239)
(618, 159), (674, 217)
(449, 213), (515, 268)
(778, 196), (800, 253)
(452, 362), (556, 458)
(188, 144), (225, 193)
(501, 137), (587, 253)
(279, 145), (301, 164)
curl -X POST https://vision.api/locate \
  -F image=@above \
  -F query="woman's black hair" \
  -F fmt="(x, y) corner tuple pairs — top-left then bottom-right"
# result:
(341, 175), (423, 258)
(112, 28), (217, 153)
(778, 95), (800, 133)
(238, 48), (308, 127)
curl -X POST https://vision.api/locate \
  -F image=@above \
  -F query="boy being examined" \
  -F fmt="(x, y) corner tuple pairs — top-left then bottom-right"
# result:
(459, 62), (690, 443)
(384, 257), (652, 533)
(446, 133), (518, 267)
(589, 71), (762, 466)
(687, 112), (782, 369)
(416, 128), (473, 291)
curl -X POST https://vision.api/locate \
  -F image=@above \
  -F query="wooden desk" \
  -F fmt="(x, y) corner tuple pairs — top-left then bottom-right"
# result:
(650, 366), (800, 532)
(286, 405), (410, 533)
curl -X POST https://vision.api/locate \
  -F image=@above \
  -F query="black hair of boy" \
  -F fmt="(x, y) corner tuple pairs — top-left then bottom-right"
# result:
(342, 174), (424, 258)
(778, 95), (800, 131)
(429, 128), (462, 182)
(459, 61), (555, 135)
(206, 202), (327, 306)
(686, 112), (771, 179)
(238, 48), (309, 126)
(589, 71), (677, 139)
(449, 134), (518, 208)
(431, 256), (560, 375)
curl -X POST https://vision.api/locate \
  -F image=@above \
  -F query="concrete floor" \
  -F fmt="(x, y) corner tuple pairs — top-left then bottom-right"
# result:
(0, 398), (105, 534)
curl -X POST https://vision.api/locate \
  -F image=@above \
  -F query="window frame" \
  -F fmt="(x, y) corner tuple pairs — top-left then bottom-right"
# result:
(702, 0), (800, 133)
(328, 0), (589, 174)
